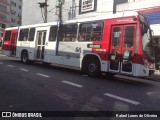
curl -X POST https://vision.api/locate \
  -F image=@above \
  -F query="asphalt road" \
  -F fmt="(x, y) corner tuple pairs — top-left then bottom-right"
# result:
(0, 54), (160, 120)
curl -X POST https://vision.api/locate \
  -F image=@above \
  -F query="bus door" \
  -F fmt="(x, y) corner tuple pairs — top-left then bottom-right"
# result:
(109, 24), (136, 75)
(36, 31), (47, 60)
(3, 30), (18, 56)
(10, 32), (17, 56)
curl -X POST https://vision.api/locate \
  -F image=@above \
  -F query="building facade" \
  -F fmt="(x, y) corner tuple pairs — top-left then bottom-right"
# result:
(0, 0), (10, 38)
(10, 0), (22, 27)
(0, 0), (22, 38)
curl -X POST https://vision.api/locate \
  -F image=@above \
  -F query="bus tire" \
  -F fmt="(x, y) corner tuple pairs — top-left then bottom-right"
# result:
(21, 51), (29, 64)
(85, 58), (100, 77)
(42, 62), (50, 66)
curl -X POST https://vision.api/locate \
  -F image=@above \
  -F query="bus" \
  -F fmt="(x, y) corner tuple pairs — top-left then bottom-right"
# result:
(2, 11), (155, 77)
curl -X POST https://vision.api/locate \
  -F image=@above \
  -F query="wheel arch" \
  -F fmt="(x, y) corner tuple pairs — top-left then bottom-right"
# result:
(21, 49), (30, 62)
(21, 49), (28, 57)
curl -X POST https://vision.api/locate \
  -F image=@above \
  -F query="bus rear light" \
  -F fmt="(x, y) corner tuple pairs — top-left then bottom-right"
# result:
(4, 42), (9, 45)
(95, 49), (106, 52)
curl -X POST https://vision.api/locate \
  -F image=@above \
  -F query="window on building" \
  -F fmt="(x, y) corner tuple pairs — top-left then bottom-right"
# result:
(78, 22), (104, 42)
(60, 24), (77, 42)
(11, 1), (16, 7)
(11, 18), (16, 23)
(18, 5), (21, 9)
(49, 26), (58, 41)
(0, 14), (7, 20)
(0, 23), (6, 28)
(0, 4), (7, 11)
(28, 28), (35, 41)
(1, 33), (3, 38)
(11, 10), (16, 15)
(19, 29), (29, 41)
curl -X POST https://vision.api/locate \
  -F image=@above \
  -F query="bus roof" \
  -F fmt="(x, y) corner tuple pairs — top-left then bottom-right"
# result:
(5, 27), (18, 30)
(19, 22), (58, 29)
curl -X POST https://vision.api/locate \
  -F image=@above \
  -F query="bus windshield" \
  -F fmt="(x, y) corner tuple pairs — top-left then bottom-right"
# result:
(141, 22), (155, 62)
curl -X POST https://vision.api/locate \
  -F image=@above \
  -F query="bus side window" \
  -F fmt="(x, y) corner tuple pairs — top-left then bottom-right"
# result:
(49, 26), (57, 42)
(28, 28), (35, 41)
(60, 24), (77, 42)
(78, 22), (103, 42)
(19, 29), (29, 41)
(4, 31), (11, 41)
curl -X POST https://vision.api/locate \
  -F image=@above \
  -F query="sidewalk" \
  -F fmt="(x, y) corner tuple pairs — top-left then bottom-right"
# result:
(146, 70), (160, 81)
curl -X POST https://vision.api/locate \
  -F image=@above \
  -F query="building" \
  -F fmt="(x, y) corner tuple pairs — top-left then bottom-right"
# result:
(10, 0), (22, 27)
(0, 0), (22, 38)
(0, 0), (10, 38)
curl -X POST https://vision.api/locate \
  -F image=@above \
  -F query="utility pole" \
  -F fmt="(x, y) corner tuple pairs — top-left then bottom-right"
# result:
(38, 0), (49, 23)
(44, 0), (48, 23)
(56, 0), (64, 22)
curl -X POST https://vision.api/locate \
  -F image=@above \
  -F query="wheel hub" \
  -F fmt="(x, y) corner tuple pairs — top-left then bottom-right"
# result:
(88, 63), (97, 73)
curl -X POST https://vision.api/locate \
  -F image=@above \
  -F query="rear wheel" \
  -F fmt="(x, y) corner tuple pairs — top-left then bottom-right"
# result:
(21, 51), (29, 64)
(84, 59), (100, 77)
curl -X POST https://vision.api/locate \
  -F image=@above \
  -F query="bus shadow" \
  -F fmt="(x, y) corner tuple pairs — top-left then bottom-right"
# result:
(8, 60), (155, 87)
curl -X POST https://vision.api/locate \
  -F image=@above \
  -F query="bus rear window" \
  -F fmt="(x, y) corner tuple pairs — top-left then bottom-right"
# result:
(4, 31), (11, 41)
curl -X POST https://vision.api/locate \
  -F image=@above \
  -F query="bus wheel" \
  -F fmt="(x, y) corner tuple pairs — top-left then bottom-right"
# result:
(21, 51), (29, 64)
(85, 59), (100, 77)
(42, 62), (50, 66)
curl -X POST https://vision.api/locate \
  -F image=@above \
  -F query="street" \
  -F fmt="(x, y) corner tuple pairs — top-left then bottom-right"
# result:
(0, 54), (160, 120)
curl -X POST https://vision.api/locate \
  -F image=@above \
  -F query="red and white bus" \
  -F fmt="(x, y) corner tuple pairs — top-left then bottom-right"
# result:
(2, 11), (155, 77)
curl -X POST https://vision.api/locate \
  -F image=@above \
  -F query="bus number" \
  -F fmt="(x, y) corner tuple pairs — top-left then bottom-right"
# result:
(75, 47), (81, 53)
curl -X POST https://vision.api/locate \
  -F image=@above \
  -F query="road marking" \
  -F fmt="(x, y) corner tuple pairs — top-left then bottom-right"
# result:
(104, 93), (140, 105)
(61, 80), (83, 88)
(20, 68), (29, 72)
(36, 73), (50, 78)
(7, 65), (14, 67)
(0, 61), (3, 64)
(82, 75), (88, 77)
